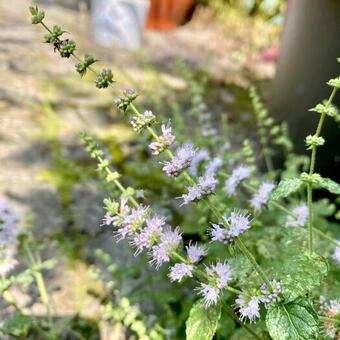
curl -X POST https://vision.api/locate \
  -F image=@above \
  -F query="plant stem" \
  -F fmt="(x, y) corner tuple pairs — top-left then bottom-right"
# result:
(306, 87), (337, 254)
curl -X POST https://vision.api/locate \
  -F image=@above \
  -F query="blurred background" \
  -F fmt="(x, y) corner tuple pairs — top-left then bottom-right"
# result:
(0, 0), (339, 338)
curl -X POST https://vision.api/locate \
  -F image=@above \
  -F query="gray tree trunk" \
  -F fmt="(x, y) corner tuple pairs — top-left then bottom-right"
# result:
(269, 0), (340, 180)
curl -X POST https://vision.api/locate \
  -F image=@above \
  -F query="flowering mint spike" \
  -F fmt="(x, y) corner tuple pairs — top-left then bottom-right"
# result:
(235, 295), (260, 323)
(149, 227), (182, 269)
(149, 125), (175, 155)
(169, 263), (194, 282)
(224, 165), (251, 196)
(250, 182), (275, 211)
(260, 279), (282, 308)
(75, 54), (98, 78)
(285, 204), (308, 228)
(114, 89), (138, 112)
(186, 243), (207, 263)
(196, 283), (220, 308)
(162, 144), (196, 177)
(130, 110), (155, 133)
(29, 5), (45, 24)
(207, 262), (233, 289)
(95, 68), (114, 88)
(44, 25), (66, 44)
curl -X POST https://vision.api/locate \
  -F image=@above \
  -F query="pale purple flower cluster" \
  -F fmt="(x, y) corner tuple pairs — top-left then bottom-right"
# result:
(285, 204), (308, 228)
(197, 262), (232, 307)
(130, 110), (155, 133)
(150, 227), (182, 269)
(132, 215), (165, 254)
(260, 279), (282, 307)
(0, 201), (20, 275)
(162, 144), (196, 177)
(169, 263), (194, 282)
(210, 210), (252, 244)
(149, 125), (175, 155)
(224, 165), (251, 196)
(186, 243), (207, 263)
(181, 175), (217, 205)
(319, 297), (340, 339)
(235, 295), (260, 323)
(205, 157), (223, 177)
(188, 149), (209, 176)
(250, 182), (275, 211)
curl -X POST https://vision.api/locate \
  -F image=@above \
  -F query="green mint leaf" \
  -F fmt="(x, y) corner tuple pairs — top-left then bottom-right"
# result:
(270, 177), (302, 200)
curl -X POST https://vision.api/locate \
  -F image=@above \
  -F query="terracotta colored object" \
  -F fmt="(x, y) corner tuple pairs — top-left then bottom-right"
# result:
(146, 0), (195, 31)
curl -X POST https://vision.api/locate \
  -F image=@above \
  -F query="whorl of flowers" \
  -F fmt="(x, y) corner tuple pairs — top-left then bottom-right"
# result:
(186, 243), (207, 264)
(102, 198), (148, 241)
(224, 165), (251, 196)
(0, 201), (20, 275)
(319, 297), (340, 339)
(285, 204), (308, 228)
(149, 125), (175, 155)
(162, 144), (196, 177)
(130, 110), (155, 133)
(250, 182), (275, 211)
(181, 175), (217, 205)
(235, 295), (261, 323)
(260, 279), (282, 307)
(210, 210), (252, 244)
(114, 88), (138, 112)
(169, 263), (194, 282)
(197, 262), (232, 307)
(95, 68), (114, 89)
(150, 227), (182, 269)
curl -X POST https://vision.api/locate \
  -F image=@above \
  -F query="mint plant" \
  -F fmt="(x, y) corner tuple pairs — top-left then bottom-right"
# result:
(13, 5), (340, 339)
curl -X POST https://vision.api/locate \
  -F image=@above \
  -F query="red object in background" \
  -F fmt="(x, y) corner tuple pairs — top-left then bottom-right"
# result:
(262, 47), (279, 63)
(146, 0), (195, 31)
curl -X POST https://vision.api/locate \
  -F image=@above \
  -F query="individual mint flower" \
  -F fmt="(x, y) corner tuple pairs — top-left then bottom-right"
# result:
(75, 54), (98, 77)
(169, 263), (194, 282)
(285, 204), (308, 228)
(186, 243), (207, 263)
(114, 89), (138, 112)
(58, 39), (76, 58)
(188, 149), (209, 176)
(95, 69), (114, 88)
(260, 279), (282, 308)
(235, 295), (260, 323)
(205, 157), (223, 177)
(224, 165), (251, 196)
(149, 125), (175, 155)
(130, 110), (155, 133)
(333, 246), (340, 266)
(196, 283), (220, 308)
(102, 198), (129, 228)
(250, 182), (275, 211)
(206, 262), (233, 289)
(131, 215), (165, 254)
(181, 175), (217, 205)
(209, 210), (252, 244)
(162, 144), (196, 177)
(44, 25), (66, 44)
(149, 228), (182, 269)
